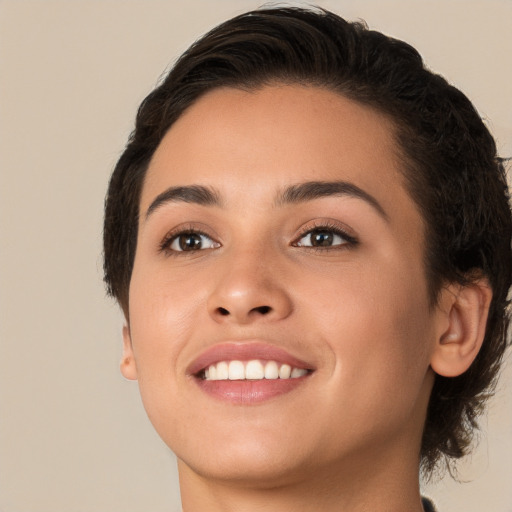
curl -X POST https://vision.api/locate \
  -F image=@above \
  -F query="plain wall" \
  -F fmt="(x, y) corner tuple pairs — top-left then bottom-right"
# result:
(0, 1), (510, 511)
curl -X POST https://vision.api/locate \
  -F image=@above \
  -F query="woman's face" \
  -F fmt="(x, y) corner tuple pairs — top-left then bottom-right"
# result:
(123, 85), (443, 485)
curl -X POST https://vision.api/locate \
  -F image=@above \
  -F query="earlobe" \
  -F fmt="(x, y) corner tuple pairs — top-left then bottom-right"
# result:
(121, 324), (138, 380)
(430, 279), (492, 378)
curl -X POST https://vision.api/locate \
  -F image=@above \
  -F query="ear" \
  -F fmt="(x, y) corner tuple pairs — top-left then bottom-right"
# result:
(121, 324), (138, 380)
(430, 279), (492, 377)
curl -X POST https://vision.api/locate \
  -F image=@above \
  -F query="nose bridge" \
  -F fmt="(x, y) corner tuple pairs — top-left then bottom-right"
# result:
(207, 238), (293, 324)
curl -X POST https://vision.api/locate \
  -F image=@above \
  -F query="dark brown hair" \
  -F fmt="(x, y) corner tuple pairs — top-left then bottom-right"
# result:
(103, 6), (512, 473)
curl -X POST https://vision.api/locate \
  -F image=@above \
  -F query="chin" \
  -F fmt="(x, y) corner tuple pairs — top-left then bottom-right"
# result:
(179, 452), (313, 489)
(169, 426), (318, 487)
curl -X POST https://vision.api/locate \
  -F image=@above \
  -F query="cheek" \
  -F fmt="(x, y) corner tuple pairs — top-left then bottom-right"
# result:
(127, 261), (207, 385)
(297, 257), (434, 393)
(126, 265), (202, 435)
(130, 256), (206, 329)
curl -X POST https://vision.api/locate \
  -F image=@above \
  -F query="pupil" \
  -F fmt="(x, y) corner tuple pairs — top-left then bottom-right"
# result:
(312, 231), (333, 246)
(179, 233), (201, 251)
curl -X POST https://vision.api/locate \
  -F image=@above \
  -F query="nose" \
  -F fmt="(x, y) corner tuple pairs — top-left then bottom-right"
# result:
(207, 247), (293, 325)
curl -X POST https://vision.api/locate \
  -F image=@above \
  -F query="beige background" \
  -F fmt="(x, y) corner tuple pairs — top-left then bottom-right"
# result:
(0, 1), (511, 511)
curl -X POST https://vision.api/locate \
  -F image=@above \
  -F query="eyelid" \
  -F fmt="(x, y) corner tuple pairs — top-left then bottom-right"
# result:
(292, 220), (358, 247)
(159, 223), (221, 254)
(157, 219), (357, 255)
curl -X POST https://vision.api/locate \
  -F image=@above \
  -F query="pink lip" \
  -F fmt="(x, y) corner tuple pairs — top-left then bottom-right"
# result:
(188, 341), (315, 405)
(195, 378), (310, 404)
(187, 341), (313, 375)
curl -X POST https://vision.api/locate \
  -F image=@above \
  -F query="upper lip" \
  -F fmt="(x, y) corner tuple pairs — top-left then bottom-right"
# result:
(187, 341), (315, 376)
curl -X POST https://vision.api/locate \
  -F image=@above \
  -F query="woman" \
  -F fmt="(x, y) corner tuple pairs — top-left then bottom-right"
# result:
(103, 7), (511, 511)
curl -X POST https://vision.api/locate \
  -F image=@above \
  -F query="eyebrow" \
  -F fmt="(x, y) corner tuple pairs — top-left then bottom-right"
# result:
(145, 185), (222, 219)
(276, 180), (388, 220)
(144, 180), (388, 221)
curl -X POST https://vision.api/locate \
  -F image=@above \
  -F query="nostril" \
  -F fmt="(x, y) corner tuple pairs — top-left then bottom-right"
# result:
(253, 305), (271, 315)
(213, 305), (273, 319)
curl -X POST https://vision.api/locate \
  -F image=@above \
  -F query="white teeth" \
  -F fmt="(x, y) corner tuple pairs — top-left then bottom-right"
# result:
(291, 368), (308, 378)
(217, 361), (229, 380)
(245, 360), (264, 380)
(228, 360), (245, 380)
(203, 359), (309, 381)
(264, 360), (279, 380)
(279, 364), (291, 379)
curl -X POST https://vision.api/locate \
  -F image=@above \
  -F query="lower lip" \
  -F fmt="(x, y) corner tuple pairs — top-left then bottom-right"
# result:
(194, 376), (310, 404)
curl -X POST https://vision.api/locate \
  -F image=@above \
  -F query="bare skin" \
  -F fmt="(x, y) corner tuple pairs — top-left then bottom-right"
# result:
(121, 85), (491, 512)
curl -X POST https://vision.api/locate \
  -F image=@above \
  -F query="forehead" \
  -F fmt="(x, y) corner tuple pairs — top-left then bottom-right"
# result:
(141, 85), (422, 235)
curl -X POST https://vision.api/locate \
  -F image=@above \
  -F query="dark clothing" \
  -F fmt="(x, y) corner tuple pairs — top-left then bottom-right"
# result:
(422, 497), (437, 512)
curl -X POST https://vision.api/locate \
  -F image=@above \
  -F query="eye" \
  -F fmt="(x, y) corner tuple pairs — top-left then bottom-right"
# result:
(294, 225), (357, 249)
(161, 230), (220, 253)
(296, 229), (346, 247)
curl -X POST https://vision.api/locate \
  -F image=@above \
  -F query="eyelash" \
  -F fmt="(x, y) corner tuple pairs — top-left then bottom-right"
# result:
(292, 221), (358, 251)
(159, 224), (219, 255)
(158, 221), (358, 256)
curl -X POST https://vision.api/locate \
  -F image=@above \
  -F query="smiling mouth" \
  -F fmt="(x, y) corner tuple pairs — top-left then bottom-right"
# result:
(200, 359), (311, 381)
(189, 342), (315, 403)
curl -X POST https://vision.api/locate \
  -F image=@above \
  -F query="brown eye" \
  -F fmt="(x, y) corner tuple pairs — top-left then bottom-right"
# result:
(168, 232), (219, 252)
(297, 229), (347, 248)
(178, 233), (202, 251)
(310, 231), (334, 246)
